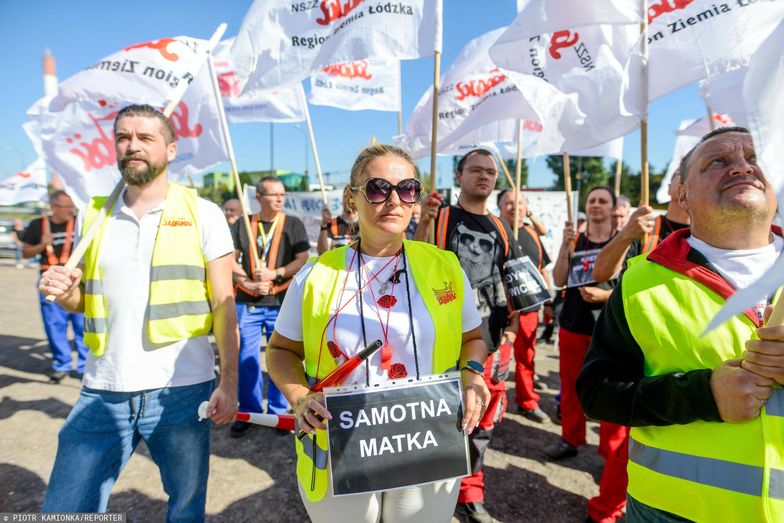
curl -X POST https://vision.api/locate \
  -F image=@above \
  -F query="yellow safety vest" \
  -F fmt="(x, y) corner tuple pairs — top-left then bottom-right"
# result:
(296, 240), (465, 501)
(82, 183), (212, 356)
(622, 254), (784, 522)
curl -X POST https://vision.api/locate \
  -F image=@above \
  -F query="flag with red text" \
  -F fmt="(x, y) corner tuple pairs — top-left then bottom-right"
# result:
(510, 0), (641, 33)
(213, 38), (306, 123)
(309, 57), (401, 111)
(698, 69), (749, 128)
(0, 159), (48, 206)
(230, 0), (442, 93)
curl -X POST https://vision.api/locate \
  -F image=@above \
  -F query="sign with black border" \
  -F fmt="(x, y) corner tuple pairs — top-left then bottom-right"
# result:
(325, 374), (470, 496)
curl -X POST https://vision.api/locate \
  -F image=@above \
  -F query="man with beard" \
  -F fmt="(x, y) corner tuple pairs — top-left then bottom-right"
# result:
(417, 149), (521, 523)
(22, 190), (88, 382)
(39, 104), (238, 519)
(578, 128), (784, 521)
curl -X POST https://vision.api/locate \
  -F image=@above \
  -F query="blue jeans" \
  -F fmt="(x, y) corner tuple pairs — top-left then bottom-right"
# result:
(43, 380), (214, 522)
(626, 495), (692, 522)
(38, 280), (88, 373)
(236, 303), (288, 414)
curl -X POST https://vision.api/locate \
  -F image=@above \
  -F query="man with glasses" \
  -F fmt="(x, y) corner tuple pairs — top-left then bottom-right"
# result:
(22, 190), (88, 382)
(230, 176), (310, 436)
(417, 149), (523, 523)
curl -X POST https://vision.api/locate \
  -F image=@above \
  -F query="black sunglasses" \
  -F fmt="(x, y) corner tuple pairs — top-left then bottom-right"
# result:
(350, 178), (422, 204)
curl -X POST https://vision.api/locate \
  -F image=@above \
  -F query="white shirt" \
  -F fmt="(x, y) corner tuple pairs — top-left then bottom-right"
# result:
(79, 189), (234, 392)
(275, 249), (482, 386)
(688, 234), (784, 320)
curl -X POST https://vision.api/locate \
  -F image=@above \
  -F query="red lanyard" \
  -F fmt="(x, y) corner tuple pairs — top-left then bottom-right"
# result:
(359, 252), (400, 370)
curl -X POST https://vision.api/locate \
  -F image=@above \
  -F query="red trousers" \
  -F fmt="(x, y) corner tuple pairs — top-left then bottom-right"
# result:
(513, 311), (540, 410)
(559, 327), (628, 522)
(458, 350), (509, 504)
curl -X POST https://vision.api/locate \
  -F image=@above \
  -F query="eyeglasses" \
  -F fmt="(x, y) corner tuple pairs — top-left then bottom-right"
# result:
(350, 178), (422, 204)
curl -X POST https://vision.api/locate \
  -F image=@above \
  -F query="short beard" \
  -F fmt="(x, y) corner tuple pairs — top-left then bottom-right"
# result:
(119, 159), (166, 186)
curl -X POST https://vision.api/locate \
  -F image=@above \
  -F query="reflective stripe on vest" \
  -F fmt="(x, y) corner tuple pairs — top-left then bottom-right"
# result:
(622, 256), (784, 522)
(296, 240), (464, 501)
(82, 184), (211, 356)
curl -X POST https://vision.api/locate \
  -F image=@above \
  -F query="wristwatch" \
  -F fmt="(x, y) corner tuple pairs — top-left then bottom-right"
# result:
(460, 360), (484, 376)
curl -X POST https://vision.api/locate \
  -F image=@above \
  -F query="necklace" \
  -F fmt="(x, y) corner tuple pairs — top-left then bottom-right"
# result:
(359, 251), (402, 371)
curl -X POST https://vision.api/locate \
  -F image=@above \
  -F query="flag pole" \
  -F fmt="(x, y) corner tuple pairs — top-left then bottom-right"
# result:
(640, 1), (651, 248)
(614, 155), (622, 197)
(301, 89), (328, 205)
(397, 111), (403, 136)
(206, 51), (261, 269)
(428, 50), (441, 243)
(563, 152), (573, 225)
(45, 23), (227, 302)
(705, 102), (716, 131)
(496, 151), (515, 188)
(513, 120), (523, 241)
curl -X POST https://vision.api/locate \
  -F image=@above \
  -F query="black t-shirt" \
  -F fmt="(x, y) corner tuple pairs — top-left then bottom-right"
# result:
(435, 205), (524, 349)
(21, 216), (76, 273)
(559, 232), (617, 336)
(626, 215), (689, 260)
(328, 215), (358, 249)
(231, 214), (310, 306)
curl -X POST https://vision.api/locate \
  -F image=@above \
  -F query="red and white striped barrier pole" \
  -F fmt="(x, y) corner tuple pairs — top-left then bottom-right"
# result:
(197, 401), (295, 431)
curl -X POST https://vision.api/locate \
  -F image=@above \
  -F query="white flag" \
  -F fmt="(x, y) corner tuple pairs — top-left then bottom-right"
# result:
(309, 57), (401, 112)
(27, 68), (228, 207)
(706, 19), (784, 332)
(632, 0), (784, 102)
(401, 28), (549, 159)
(698, 69), (749, 128)
(0, 159), (48, 206)
(510, 0), (641, 33)
(656, 119), (700, 204)
(572, 137), (624, 159)
(491, 23), (643, 151)
(213, 39), (306, 123)
(676, 113), (736, 137)
(52, 35), (215, 110)
(230, 0), (442, 93)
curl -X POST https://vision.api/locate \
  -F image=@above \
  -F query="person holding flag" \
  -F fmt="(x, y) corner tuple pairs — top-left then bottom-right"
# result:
(317, 188), (358, 254)
(593, 178), (690, 283)
(22, 190), (88, 382)
(578, 127), (784, 522)
(38, 104), (238, 517)
(266, 143), (489, 522)
(230, 176), (309, 436)
(416, 149), (522, 523)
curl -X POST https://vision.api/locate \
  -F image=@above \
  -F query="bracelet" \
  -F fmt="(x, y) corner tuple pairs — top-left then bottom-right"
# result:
(320, 225), (329, 231)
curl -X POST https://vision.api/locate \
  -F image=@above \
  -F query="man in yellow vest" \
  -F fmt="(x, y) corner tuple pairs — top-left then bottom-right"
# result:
(230, 176), (309, 436)
(38, 104), (239, 519)
(577, 127), (784, 522)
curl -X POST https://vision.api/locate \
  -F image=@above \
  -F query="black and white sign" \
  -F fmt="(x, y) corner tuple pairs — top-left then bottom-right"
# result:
(325, 375), (470, 496)
(567, 248), (602, 288)
(503, 256), (551, 312)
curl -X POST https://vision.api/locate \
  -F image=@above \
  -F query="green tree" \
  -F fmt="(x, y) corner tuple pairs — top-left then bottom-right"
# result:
(546, 155), (609, 209)
(609, 161), (667, 209)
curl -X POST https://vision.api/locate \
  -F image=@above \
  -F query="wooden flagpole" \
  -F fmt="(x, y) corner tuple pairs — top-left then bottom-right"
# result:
(513, 120), (523, 241)
(207, 51), (260, 270)
(301, 90), (328, 206)
(563, 152), (573, 225)
(614, 156), (623, 197)
(496, 151), (515, 188)
(640, 2), (651, 246)
(428, 50), (442, 243)
(706, 102), (716, 131)
(46, 23), (227, 302)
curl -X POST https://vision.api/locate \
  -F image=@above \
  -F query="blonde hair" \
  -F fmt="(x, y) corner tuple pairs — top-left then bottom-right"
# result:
(349, 144), (418, 186)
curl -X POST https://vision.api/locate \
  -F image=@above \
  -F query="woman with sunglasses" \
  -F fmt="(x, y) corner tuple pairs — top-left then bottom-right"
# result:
(266, 144), (490, 522)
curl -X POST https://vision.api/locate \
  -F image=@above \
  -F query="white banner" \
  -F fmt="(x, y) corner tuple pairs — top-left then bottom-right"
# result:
(309, 57), (401, 111)
(213, 38), (306, 123)
(656, 119), (700, 204)
(706, 19), (784, 332)
(698, 68), (749, 128)
(0, 159), (48, 206)
(510, 0), (641, 33)
(231, 0), (442, 93)
(27, 66), (228, 208)
(630, 0), (784, 102)
(491, 23), (643, 152)
(52, 35), (214, 110)
(401, 28), (557, 160)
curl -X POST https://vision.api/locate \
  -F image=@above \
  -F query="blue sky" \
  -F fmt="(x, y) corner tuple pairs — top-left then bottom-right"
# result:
(0, 0), (707, 190)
